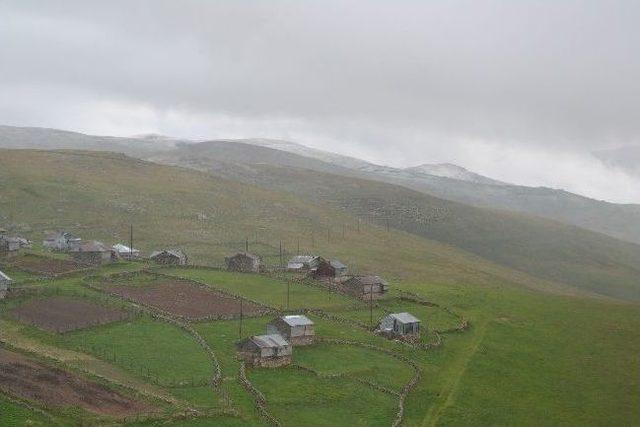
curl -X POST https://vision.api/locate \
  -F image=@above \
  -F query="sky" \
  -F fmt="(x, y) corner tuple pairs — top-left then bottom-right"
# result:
(1, 0), (640, 203)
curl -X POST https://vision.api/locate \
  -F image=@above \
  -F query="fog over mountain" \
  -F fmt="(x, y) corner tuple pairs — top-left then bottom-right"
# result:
(1, 1), (640, 202)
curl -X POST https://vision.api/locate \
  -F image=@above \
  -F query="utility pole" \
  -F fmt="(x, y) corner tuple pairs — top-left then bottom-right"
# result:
(311, 231), (314, 248)
(245, 237), (249, 253)
(129, 224), (133, 260)
(357, 218), (360, 233)
(279, 241), (283, 268)
(286, 280), (290, 310)
(342, 224), (345, 239)
(370, 287), (374, 327)
(239, 299), (243, 339)
(297, 238), (300, 255)
(327, 228), (330, 243)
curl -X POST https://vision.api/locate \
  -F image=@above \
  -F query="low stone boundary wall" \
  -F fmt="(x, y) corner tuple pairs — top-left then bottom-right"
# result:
(238, 362), (281, 426)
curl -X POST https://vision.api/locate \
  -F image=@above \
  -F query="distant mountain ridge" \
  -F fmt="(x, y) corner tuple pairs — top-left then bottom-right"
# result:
(593, 145), (640, 176)
(404, 163), (507, 185)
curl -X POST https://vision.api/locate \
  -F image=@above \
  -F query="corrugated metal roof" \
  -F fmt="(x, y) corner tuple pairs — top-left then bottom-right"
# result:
(251, 334), (290, 348)
(288, 255), (319, 264)
(151, 249), (185, 259)
(113, 244), (139, 253)
(281, 315), (313, 326)
(330, 259), (346, 269)
(0, 270), (13, 282)
(73, 240), (109, 253)
(390, 312), (420, 324)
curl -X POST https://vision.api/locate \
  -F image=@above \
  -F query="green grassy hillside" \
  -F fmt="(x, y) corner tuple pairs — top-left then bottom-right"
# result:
(196, 163), (640, 301)
(0, 149), (638, 426)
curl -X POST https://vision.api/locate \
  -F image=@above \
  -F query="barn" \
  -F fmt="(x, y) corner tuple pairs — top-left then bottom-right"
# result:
(236, 334), (292, 367)
(70, 241), (115, 266)
(378, 312), (421, 338)
(342, 275), (389, 299)
(267, 314), (315, 346)
(287, 255), (322, 272)
(225, 252), (262, 273)
(0, 269), (12, 299)
(150, 249), (188, 265)
(313, 259), (348, 279)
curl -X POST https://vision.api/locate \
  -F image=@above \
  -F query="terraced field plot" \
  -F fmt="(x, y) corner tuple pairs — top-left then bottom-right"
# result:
(8, 254), (80, 275)
(0, 347), (154, 417)
(157, 267), (362, 310)
(101, 273), (267, 319)
(11, 296), (130, 333)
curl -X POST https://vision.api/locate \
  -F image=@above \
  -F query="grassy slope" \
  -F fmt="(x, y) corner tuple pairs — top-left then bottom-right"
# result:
(205, 163), (640, 301)
(0, 149), (638, 425)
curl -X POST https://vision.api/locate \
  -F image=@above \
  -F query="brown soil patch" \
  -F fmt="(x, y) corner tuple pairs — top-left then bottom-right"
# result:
(104, 280), (265, 319)
(11, 254), (80, 275)
(12, 297), (129, 333)
(0, 348), (153, 417)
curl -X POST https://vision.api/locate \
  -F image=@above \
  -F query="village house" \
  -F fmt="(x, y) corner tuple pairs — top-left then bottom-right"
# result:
(267, 314), (315, 346)
(112, 243), (141, 260)
(70, 241), (115, 266)
(236, 334), (292, 367)
(0, 236), (22, 257)
(225, 252), (262, 273)
(312, 259), (348, 279)
(43, 231), (82, 251)
(150, 249), (188, 265)
(287, 255), (322, 272)
(0, 269), (12, 299)
(378, 312), (421, 338)
(342, 275), (389, 299)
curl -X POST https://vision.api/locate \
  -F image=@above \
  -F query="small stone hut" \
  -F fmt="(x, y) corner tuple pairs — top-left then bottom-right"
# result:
(342, 275), (389, 300)
(70, 241), (115, 266)
(150, 249), (188, 265)
(43, 231), (81, 251)
(378, 312), (421, 338)
(267, 314), (315, 346)
(236, 334), (292, 367)
(0, 269), (12, 299)
(112, 244), (141, 260)
(0, 236), (21, 258)
(226, 252), (262, 273)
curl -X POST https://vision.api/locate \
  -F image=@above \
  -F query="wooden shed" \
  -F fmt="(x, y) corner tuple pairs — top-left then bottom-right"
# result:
(313, 259), (348, 279)
(225, 252), (262, 273)
(0, 270), (12, 299)
(236, 334), (292, 367)
(70, 241), (116, 266)
(150, 249), (188, 265)
(378, 312), (421, 338)
(342, 275), (389, 300)
(267, 315), (315, 346)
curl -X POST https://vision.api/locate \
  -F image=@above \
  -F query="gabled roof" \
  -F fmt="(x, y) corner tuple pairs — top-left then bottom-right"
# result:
(250, 334), (290, 348)
(280, 314), (313, 327)
(330, 259), (346, 269)
(390, 312), (420, 324)
(288, 255), (319, 264)
(347, 275), (388, 286)
(150, 249), (185, 258)
(0, 270), (12, 282)
(113, 243), (140, 253)
(73, 240), (110, 253)
(230, 252), (260, 261)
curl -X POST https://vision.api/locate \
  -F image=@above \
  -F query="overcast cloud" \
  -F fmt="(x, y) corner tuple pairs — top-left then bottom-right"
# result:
(2, 0), (640, 202)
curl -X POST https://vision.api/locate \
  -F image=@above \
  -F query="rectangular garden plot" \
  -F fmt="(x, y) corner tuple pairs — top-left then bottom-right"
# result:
(102, 277), (268, 320)
(11, 297), (130, 333)
(9, 253), (80, 275)
(0, 348), (153, 417)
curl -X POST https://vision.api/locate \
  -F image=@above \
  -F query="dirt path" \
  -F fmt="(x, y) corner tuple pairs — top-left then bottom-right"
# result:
(421, 320), (488, 427)
(0, 319), (185, 408)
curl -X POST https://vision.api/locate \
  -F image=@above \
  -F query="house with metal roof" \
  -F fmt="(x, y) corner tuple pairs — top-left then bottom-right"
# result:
(226, 252), (262, 273)
(378, 312), (421, 338)
(267, 314), (315, 346)
(43, 231), (82, 251)
(287, 255), (322, 272)
(342, 275), (389, 300)
(112, 243), (141, 260)
(0, 269), (13, 299)
(236, 334), (292, 367)
(150, 249), (188, 265)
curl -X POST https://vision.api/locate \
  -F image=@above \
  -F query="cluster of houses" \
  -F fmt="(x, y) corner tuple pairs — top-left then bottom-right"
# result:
(40, 230), (188, 267)
(236, 311), (422, 367)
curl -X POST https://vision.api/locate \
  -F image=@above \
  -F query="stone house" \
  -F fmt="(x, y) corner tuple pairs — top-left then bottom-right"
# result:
(378, 312), (421, 338)
(287, 255), (322, 272)
(342, 275), (389, 300)
(70, 241), (115, 266)
(0, 269), (12, 299)
(113, 243), (141, 260)
(312, 259), (347, 279)
(236, 334), (292, 367)
(43, 231), (82, 251)
(150, 249), (188, 265)
(225, 252), (262, 273)
(267, 314), (315, 346)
